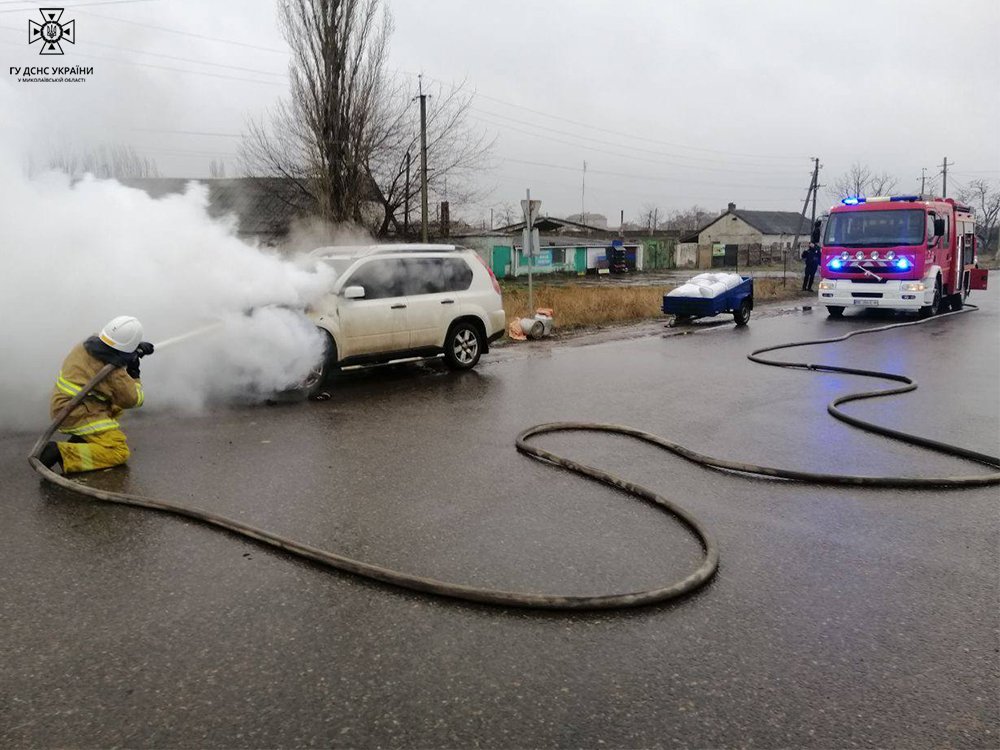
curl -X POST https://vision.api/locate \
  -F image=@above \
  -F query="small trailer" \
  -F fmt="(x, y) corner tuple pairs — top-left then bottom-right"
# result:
(661, 275), (754, 326)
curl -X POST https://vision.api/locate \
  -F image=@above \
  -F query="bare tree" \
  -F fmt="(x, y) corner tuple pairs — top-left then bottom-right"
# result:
(491, 202), (518, 228)
(867, 171), (898, 196)
(240, 0), (392, 226)
(209, 159), (227, 178)
(632, 203), (661, 234)
(240, 0), (492, 237)
(367, 78), (494, 236)
(958, 179), (1000, 256)
(665, 205), (715, 232)
(830, 162), (872, 199)
(44, 144), (158, 179)
(830, 162), (899, 199)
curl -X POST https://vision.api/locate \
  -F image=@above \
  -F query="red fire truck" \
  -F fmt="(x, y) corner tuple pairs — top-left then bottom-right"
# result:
(817, 195), (989, 317)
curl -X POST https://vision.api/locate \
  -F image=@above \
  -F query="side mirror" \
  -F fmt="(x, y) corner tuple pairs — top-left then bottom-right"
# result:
(933, 218), (945, 237)
(344, 285), (365, 299)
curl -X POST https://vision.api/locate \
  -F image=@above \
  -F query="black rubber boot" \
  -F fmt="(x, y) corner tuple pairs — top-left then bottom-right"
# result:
(39, 441), (63, 470)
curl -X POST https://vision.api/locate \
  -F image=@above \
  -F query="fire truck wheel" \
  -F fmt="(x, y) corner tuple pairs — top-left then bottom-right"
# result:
(919, 278), (942, 318)
(826, 306), (845, 318)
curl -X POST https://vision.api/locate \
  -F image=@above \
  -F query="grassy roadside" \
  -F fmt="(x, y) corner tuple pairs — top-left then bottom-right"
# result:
(501, 277), (810, 331)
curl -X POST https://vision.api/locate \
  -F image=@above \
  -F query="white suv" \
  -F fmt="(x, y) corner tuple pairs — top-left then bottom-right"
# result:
(303, 244), (506, 392)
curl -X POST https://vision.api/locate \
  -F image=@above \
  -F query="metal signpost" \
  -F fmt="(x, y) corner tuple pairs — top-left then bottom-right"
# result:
(521, 189), (541, 312)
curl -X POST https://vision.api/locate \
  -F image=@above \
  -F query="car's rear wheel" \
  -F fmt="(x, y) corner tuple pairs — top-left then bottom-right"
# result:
(444, 321), (483, 370)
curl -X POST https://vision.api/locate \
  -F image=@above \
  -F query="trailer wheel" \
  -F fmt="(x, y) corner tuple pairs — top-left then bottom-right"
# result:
(733, 298), (752, 326)
(826, 306), (845, 318)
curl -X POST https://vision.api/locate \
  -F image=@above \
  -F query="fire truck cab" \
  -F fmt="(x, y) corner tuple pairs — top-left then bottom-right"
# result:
(817, 195), (988, 317)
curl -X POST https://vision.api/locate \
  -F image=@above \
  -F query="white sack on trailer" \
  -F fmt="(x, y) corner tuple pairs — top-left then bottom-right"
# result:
(667, 283), (703, 297)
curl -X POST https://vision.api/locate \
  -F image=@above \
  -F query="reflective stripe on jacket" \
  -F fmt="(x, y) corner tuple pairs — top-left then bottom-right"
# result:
(50, 343), (143, 436)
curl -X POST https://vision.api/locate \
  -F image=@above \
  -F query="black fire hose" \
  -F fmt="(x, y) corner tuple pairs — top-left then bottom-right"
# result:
(28, 305), (999, 610)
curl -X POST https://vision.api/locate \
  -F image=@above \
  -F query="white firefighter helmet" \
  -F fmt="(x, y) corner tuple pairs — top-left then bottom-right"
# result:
(99, 316), (143, 353)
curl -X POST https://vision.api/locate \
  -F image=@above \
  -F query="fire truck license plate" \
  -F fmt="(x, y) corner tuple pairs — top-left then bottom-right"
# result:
(854, 299), (879, 306)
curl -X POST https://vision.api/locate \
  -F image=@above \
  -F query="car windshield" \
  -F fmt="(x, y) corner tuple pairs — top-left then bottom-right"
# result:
(824, 209), (925, 248)
(318, 257), (356, 277)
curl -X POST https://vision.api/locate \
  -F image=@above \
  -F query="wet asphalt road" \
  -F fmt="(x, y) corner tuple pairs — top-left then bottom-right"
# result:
(2, 291), (998, 749)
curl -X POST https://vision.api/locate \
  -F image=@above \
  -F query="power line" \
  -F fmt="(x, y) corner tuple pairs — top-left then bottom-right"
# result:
(81, 37), (288, 78)
(471, 109), (807, 176)
(133, 147), (238, 158)
(499, 156), (801, 191)
(472, 105), (805, 172)
(401, 70), (806, 162)
(489, 170), (787, 205)
(74, 9), (288, 54)
(0, 0), (155, 15)
(0, 36), (285, 86)
(131, 128), (243, 138)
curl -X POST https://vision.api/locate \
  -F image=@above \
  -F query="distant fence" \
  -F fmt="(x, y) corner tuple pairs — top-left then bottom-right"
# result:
(690, 241), (805, 269)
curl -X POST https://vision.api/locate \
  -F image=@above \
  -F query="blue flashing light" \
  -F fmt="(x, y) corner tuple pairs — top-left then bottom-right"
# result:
(841, 196), (865, 205)
(890, 195), (920, 202)
(828, 258), (844, 270)
(895, 257), (911, 270)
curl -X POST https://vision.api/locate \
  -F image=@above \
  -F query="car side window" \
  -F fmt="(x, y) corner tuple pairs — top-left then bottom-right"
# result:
(441, 258), (473, 292)
(399, 259), (443, 295)
(344, 259), (404, 299)
(398, 258), (473, 295)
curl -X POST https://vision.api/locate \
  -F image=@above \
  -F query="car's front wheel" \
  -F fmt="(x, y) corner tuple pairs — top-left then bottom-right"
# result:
(444, 321), (483, 370)
(303, 331), (337, 398)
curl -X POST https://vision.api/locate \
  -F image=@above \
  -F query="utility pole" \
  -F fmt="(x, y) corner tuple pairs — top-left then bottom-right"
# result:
(415, 75), (430, 243)
(940, 157), (949, 198)
(403, 150), (411, 237)
(489, 207), (493, 231)
(581, 161), (586, 221)
(652, 208), (658, 237)
(787, 157), (820, 287)
(809, 163), (822, 226)
(920, 167), (927, 197)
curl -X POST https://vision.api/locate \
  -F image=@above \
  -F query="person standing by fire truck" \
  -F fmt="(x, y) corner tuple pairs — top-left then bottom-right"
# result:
(801, 243), (821, 291)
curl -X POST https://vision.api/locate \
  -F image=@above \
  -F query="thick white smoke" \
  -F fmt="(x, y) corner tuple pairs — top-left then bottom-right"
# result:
(0, 148), (337, 431)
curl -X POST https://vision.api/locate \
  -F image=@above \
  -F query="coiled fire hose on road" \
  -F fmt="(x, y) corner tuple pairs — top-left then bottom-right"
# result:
(28, 305), (1000, 610)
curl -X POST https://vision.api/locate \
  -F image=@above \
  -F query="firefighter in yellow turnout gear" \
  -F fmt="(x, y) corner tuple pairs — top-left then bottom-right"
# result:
(40, 316), (154, 474)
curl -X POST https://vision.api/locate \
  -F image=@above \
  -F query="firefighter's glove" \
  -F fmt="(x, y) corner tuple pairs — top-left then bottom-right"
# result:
(126, 356), (141, 380)
(136, 341), (154, 358)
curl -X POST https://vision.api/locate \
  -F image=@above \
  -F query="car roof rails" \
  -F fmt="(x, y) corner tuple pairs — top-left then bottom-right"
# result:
(309, 243), (463, 258)
(366, 244), (461, 254)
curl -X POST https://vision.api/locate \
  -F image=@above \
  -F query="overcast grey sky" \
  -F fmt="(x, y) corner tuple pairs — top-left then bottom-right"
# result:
(3, 0), (998, 225)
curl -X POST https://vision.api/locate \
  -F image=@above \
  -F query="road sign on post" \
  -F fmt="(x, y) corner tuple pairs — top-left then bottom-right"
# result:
(521, 228), (540, 256)
(521, 198), (541, 227)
